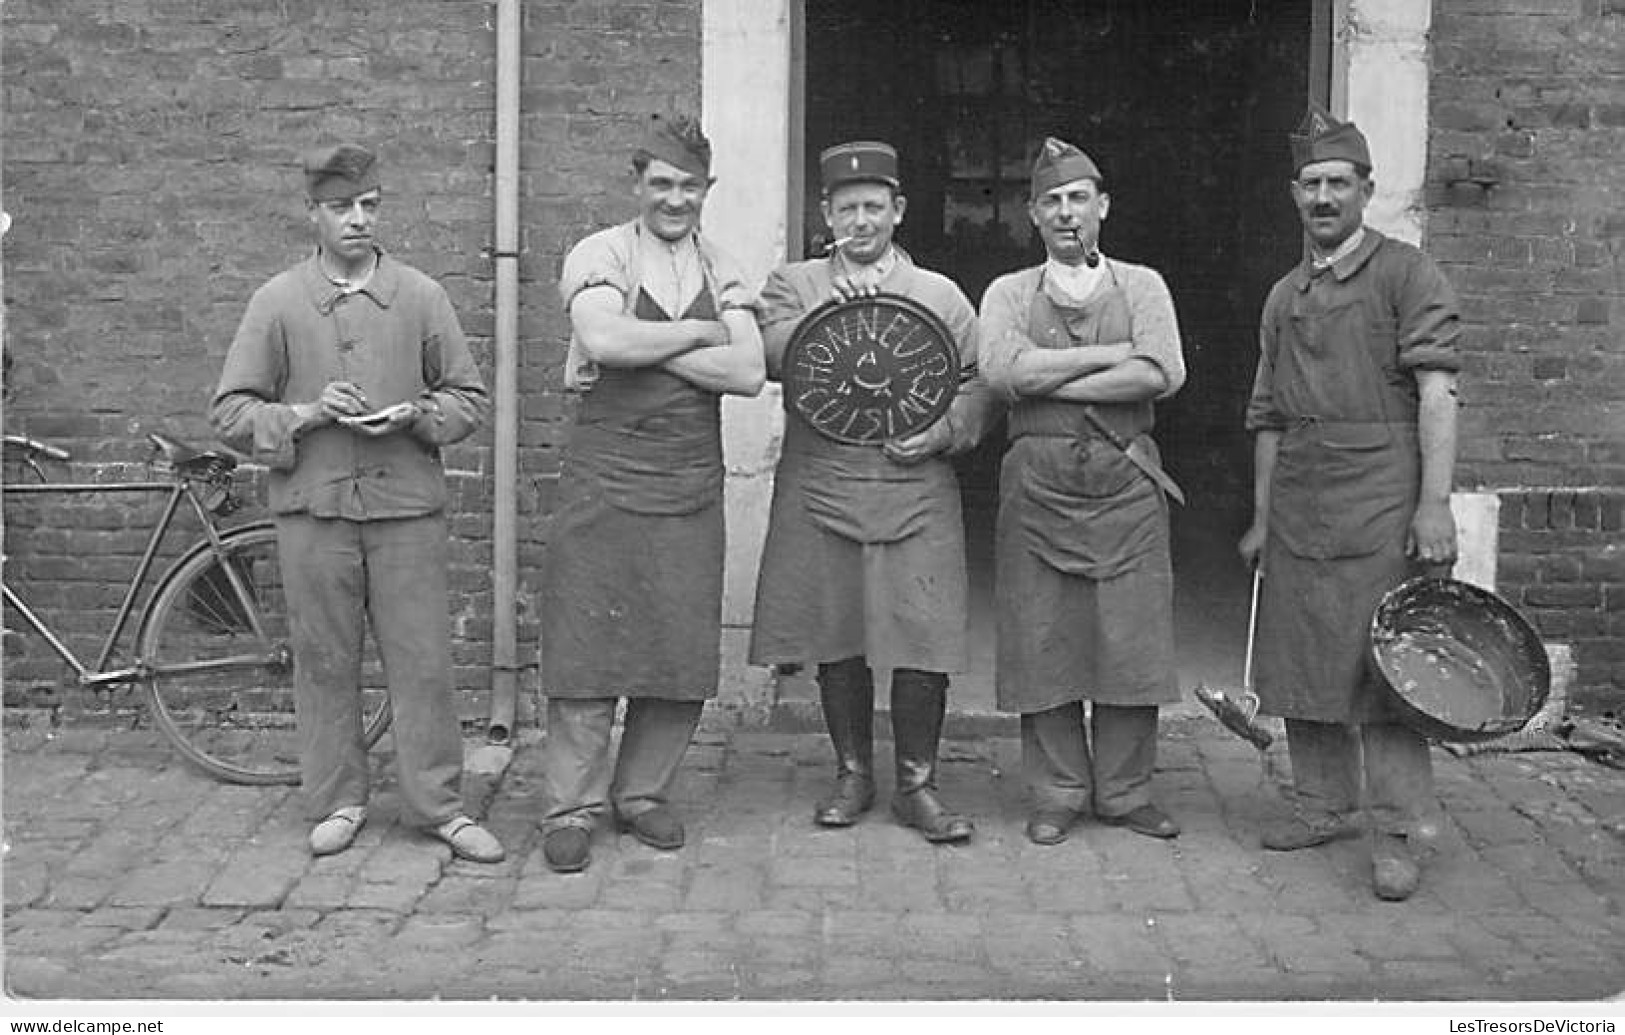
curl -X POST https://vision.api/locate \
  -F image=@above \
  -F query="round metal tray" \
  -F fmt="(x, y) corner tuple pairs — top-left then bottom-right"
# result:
(781, 292), (961, 445)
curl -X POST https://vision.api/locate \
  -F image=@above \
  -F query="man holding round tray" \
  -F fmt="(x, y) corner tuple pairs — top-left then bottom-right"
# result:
(750, 140), (999, 843)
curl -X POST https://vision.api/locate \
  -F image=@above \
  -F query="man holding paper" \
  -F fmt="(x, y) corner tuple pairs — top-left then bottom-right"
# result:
(212, 143), (502, 864)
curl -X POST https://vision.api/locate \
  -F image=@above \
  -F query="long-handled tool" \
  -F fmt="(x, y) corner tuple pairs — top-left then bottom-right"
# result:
(1194, 569), (1273, 750)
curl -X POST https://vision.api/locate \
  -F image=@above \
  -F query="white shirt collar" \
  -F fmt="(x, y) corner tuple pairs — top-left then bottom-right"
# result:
(1311, 226), (1367, 272)
(1044, 255), (1106, 304)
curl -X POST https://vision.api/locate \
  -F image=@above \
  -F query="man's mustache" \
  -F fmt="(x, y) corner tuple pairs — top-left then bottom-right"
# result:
(1311, 205), (1339, 217)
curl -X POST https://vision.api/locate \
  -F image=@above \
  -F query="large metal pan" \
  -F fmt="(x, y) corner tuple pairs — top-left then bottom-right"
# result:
(1369, 575), (1550, 744)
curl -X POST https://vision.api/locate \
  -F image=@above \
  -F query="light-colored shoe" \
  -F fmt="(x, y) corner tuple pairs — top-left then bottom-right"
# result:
(309, 805), (367, 857)
(432, 815), (505, 863)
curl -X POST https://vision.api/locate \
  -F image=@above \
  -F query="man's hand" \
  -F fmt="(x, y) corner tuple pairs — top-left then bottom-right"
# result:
(883, 418), (952, 466)
(1407, 500), (1457, 567)
(829, 276), (879, 303)
(342, 400), (422, 438)
(1238, 518), (1268, 570)
(292, 380), (368, 429)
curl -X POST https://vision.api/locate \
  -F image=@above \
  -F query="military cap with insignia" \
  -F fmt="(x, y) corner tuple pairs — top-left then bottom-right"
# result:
(819, 141), (900, 192)
(1030, 136), (1103, 198)
(1290, 104), (1372, 174)
(303, 143), (381, 202)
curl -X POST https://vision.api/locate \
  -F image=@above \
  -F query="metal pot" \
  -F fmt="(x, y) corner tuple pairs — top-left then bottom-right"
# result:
(1369, 575), (1550, 743)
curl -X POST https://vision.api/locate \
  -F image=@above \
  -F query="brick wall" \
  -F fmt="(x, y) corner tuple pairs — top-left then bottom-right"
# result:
(1428, 0), (1625, 711)
(6, 0), (1619, 718)
(2, 0), (703, 719)
(1495, 489), (1625, 713)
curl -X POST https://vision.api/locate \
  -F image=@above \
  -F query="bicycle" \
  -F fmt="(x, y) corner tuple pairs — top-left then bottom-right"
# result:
(2, 430), (390, 784)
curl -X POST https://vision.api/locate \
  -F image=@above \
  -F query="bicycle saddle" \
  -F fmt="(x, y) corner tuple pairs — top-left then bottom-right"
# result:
(147, 431), (237, 477)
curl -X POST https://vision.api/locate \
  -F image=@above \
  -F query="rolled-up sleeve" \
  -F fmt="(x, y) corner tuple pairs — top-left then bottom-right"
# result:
(559, 229), (631, 311)
(558, 227), (632, 389)
(703, 245), (760, 314)
(1245, 289), (1286, 433)
(211, 287), (304, 470)
(1395, 252), (1463, 373)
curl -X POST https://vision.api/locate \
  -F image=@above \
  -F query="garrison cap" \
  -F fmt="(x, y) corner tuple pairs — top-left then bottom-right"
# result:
(1290, 105), (1372, 174)
(1030, 137), (1102, 199)
(635, 113), (713, 179)
(303, 144), (380, 202)
(820, 141), (900, 192)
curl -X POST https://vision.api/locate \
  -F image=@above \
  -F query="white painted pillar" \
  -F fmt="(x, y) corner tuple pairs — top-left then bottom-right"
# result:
(1343, 1), (1501, 591)
(701, 0), (793, 718)
(1340, 0), (1432, 246)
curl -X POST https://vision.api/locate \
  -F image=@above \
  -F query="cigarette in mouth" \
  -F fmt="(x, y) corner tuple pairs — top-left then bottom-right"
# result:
(825, 236), (854, 254)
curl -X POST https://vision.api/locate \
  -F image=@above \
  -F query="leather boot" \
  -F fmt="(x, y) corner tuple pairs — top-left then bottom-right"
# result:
(813, 657), (876, 826)
(889, 668), (973, 843)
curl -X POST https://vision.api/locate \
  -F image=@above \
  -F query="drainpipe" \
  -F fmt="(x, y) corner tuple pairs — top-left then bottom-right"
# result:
(486, 0), (521, 744)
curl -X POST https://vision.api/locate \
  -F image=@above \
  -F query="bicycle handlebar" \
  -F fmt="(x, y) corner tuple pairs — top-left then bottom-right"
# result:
(3, 434), (71, 462)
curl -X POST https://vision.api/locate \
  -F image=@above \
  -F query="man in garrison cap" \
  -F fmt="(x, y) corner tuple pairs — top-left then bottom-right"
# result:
(749, 141), (999, 844)
(540, 114), (764, 874)
(212, 144), (502, 863)
(978, 137), (1188, 847)
(1240, 105), (1462, 901)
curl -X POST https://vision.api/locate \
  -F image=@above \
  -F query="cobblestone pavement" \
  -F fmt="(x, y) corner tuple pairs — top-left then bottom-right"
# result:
(5, 713), (1625, 1003)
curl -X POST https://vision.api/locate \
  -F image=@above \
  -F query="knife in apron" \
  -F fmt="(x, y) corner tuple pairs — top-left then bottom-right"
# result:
(1079, 405), (1187, 506)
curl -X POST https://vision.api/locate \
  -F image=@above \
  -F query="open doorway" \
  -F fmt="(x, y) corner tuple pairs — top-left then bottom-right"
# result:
(800, 0), (1321, 710)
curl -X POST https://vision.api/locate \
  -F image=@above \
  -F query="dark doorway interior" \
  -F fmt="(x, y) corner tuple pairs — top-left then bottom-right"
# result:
(802, 0), (1314, 708)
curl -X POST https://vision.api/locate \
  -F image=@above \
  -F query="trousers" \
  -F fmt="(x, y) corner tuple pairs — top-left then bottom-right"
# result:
(541, 697), (705, 832)
(1021, 701), (1160, 817)
(1285, 718), (1436, 835)
(277, 512), (463, 825)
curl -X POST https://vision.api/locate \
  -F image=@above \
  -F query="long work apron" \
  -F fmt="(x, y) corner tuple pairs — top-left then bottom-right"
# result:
(748, 266), (969, 674)
(994, 270), (1179, 714)
(1254, 274), (1423, 722)
(540, 286), (725, 701)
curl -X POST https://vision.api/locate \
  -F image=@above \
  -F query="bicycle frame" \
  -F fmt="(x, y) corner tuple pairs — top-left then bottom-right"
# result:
(2, 477), (263, 688)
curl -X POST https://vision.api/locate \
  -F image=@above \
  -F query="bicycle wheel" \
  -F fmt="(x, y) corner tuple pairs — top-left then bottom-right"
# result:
(138, 522), (391, 785)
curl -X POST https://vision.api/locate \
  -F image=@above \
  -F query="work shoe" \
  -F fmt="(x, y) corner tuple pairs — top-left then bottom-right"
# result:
(1260, 813), (1362, 852)
(619, 806), (685, 850)
(1025, 807), (1081, 846)
(891, 788), (974, 844)
(814, 772), (877, 827)
(431, 815), (505, 863)
(309, 805), (367, 857)
(1371, 831), (1421, 901)
(1099, 803), (1180, 840)
(542, 826), (591, 873)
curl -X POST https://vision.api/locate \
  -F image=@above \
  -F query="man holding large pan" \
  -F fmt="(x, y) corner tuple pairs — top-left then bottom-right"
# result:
(1240, 107), (1462, 901)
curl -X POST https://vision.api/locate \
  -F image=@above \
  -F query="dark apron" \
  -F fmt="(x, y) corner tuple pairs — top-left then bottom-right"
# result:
(540, 287), (725, 700)
(1255, 277), (1424, 722)
(994, 271), (1178, 713)
(748, 264), (969, 674)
